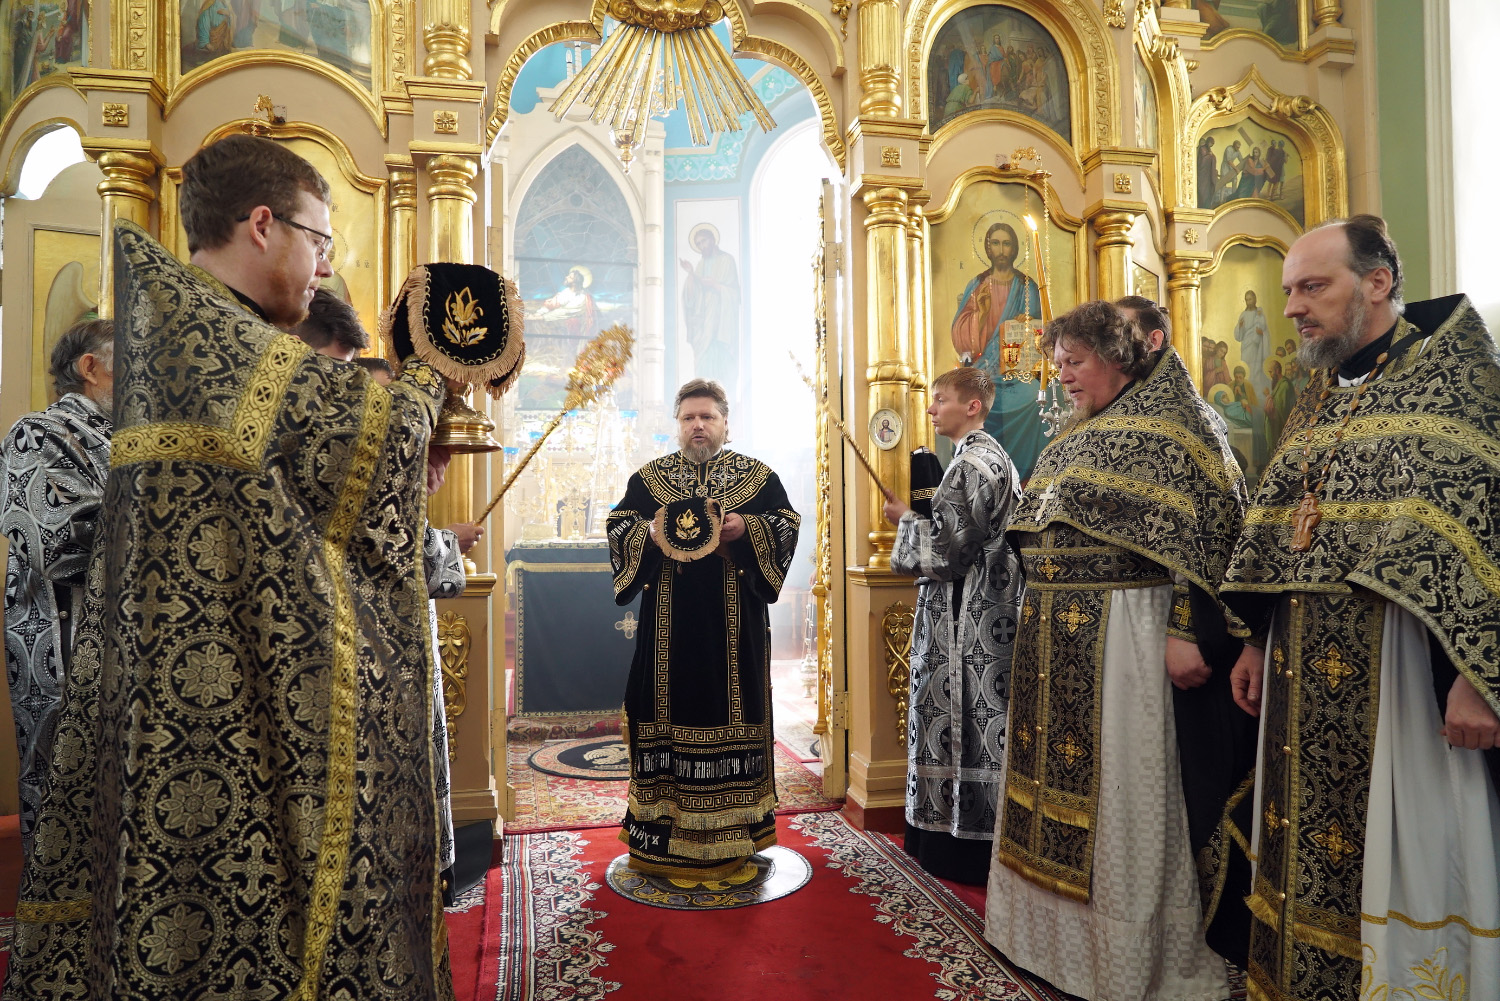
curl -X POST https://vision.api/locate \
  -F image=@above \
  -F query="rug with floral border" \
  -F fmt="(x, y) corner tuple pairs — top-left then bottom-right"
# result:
(507, 735), (841, 834)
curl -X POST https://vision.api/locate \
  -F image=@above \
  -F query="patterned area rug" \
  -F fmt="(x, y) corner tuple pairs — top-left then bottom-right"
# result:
(527, 737), (631, 781)
(506, 735), (841, 834)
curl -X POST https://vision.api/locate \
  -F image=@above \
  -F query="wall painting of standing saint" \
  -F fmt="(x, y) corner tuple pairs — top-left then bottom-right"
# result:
(1198, 0), (1300, 48)
(927, 5), (1071, 142)
(178, 0), (374, 87)
(1199, 241), (1299, 484)
(1197, 118), (1304, 225)
(516, 144), (639, 412)
(929, 179), (1078, 480)
(1, 0), (90, 117)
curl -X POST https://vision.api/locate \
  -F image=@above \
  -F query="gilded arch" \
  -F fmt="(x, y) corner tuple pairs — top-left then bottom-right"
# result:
(1133, 4), (1192, 209)
(1183, 67), (1347, 229)
(905, 0), (1118, 150)
(0, 81), (88, 197)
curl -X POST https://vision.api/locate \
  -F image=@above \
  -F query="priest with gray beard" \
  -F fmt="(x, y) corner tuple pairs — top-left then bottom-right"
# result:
(606, 378), (800, 882)
(1223, 214), (1500, 1001)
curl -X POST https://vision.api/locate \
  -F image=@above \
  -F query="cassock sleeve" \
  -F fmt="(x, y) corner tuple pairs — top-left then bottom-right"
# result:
(423, 525), (466, 599)
(607, 472), (663, 605)
(890, 455), (1002, 583)
(0, 414), (105, 589)
(724, 470), (800, 604)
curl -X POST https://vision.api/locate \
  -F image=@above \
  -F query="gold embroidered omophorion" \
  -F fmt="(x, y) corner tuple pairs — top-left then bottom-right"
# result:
(3, 223), (455, 999)
(607, 450), (799, 881)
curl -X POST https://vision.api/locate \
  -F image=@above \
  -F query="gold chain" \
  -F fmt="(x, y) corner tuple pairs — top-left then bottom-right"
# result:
(1299, 351), (1389, 499)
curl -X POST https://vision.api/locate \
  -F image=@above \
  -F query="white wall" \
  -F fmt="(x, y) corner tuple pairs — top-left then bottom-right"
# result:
(1448, 0), (1500, 330)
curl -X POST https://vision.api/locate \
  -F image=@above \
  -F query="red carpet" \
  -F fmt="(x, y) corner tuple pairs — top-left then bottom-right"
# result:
(478, 812), (1058, 1001)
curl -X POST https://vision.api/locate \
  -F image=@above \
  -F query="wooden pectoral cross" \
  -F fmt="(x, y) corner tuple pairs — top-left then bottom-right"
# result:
(1291, 492), (1321, 552)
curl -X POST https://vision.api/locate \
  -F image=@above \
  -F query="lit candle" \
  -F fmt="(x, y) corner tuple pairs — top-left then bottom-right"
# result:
(1024, 214), (1055, 397)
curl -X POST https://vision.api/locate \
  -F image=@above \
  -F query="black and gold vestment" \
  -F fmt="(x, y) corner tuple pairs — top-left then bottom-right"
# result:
(4, 223), (455, 999)
(1222, 295), (1500, 1001)
(607, 450), (799, 880)
(985, 347), (1252, 1000)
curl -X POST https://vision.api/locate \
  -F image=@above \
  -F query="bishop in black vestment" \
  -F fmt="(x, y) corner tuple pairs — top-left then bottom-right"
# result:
(607, 379), (799, 880)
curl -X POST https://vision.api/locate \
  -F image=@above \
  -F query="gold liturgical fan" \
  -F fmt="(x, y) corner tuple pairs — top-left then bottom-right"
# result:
(382, 262), (528, 454)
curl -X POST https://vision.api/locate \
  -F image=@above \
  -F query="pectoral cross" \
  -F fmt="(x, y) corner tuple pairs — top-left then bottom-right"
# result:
(1291, 492), (1321, 552)
(1037, 479), (1060, 518)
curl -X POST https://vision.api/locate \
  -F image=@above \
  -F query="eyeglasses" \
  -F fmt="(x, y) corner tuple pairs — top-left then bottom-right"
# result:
(236, 212), (334, 262)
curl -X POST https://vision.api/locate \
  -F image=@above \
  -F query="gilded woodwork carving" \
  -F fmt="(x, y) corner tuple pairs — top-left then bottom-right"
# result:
(388, 164), (417, 312)
(437, 612), (472, 767)
(1166, 256), (1205, 386)
(608, 0), (724, 31)
(882, 601), (916, 742)
(1091, 209), (1137, 302)
(101, 103), (129, 127)
(1105, 0), (1128, 29)
(858, 0), (903, 117)
(423, 0), (474, 79)
(1181, 68), (1348, 226)
(736, 36), (847, 169)
(92, 150), (159, 318)
(862, 186), (915, 569)
(485, 7), (844, 168)
(830, 0), (852, 37)
(1312, 0), (1343, 28)
(388, 0), (415, 89)
(486, 22), (599, 143)
(813, 193), (834, 736)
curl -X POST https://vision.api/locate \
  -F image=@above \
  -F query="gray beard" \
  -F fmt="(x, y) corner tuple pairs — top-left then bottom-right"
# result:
(681, 441), (721, 464)
(1297, 295), (1368, 371)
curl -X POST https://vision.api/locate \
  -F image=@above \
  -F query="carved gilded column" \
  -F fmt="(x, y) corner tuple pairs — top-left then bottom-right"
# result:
(1166, 257), (1206, 388)
(94, 150), (159, 318)
(427, 154), (477, 264)
(421, 151), (501, 835)
(1311, 0), (1342, 28)
(857, 0), (901, 117)
(422, 0), (472, 79)
(906, 202), (933, 451)
(862, 187), (912, 570)
(388, 161), (418, 302)
(1091, 210), (1137, 303)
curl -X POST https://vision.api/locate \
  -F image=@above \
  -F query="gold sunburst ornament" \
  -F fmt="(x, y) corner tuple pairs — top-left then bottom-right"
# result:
(550, 0), (776, 169)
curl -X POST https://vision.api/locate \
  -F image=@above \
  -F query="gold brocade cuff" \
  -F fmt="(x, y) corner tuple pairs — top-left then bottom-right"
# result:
(1166, 583), (1197, 643)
